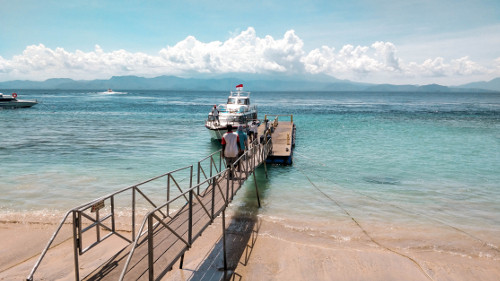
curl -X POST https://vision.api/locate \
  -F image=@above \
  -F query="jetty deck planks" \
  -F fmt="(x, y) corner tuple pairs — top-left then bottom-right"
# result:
(82, 165), (252, 280)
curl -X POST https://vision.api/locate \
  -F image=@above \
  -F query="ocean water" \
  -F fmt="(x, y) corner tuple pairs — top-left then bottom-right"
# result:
(1, 89), (499, 259)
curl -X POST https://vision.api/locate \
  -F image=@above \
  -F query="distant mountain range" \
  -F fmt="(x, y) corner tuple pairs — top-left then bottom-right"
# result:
(455, 77), (500, 92)
(1, 75), (499, 92)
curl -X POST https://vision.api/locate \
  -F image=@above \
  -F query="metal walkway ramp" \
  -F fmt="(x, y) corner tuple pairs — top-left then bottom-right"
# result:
(27, 138), (272, 281)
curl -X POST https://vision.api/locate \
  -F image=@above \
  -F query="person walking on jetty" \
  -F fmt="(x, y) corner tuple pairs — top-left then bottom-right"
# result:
(237, 125), (248, 153)
(211, 105), (219, 124)
(261, 118), (270, 143)
(221, 125), (241, 179)
(249, 120), (258, 142)
(236, 125), (248, 171)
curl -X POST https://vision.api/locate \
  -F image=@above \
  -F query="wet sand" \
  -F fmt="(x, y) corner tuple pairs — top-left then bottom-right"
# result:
(1, 212), (499, 281)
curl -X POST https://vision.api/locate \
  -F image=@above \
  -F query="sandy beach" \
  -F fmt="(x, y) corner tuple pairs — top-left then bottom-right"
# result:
(1, 210), (499, 281)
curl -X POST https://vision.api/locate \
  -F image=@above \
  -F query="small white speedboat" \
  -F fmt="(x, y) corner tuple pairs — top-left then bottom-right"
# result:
(0, 93), (37, 109)
(205, 84), (258, 140)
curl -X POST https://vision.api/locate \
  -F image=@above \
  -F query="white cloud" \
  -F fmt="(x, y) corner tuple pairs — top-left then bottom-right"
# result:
(158, 28), (305, 74)
(450, 56), (485, 76)
(408, 57), (448, 77)
(303, 42), (403, 80)
(0, 27), (498, 85)
(404, 56), (493, 84)
(371, 41), (401, 71)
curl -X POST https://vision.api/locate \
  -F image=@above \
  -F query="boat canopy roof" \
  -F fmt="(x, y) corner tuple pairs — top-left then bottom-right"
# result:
(0, 93), (14, 100)
(229, 90), (250, 97)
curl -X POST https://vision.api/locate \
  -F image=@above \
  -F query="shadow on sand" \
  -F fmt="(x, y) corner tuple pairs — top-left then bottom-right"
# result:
(186, 166), (270, 281)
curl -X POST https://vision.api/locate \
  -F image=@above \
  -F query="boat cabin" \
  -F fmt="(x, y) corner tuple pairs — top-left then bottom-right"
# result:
(227, 97), (250, 105)
(225, 91), (251, 113)
(0, 93), (15, 102)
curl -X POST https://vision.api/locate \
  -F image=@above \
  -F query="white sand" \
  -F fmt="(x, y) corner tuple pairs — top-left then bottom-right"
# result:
(1, 213), (499, 281)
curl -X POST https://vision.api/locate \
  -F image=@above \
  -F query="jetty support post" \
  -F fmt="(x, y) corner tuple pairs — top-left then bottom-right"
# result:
(189, 165), (193, 245)
(188, 190), (193, 246)
(166, 175), (170, 217)
(226, 170), (230, 206)
(197, 161), (201, 195)
(211, 177), (216, 221)
(253, 171), (261, 208)
(148, 215), (154, 280)
(72, 211), (80, 281)
(231, 163), (235, 200)
(132, 187), (136, 241)
(252, 145), (261, 208)
(222, 209), (228, 272)
(263, 148), (268, 179)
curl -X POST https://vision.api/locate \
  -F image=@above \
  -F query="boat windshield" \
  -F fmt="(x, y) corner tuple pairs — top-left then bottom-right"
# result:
(238, 99), (249, 105)
(227, 98), (236, 104)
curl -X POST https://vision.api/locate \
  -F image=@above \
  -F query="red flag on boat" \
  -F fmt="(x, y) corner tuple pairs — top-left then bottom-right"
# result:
(236, 84), (243, 88)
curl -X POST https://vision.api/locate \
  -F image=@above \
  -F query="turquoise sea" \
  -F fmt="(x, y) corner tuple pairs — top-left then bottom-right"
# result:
(1, 89), (499, 260)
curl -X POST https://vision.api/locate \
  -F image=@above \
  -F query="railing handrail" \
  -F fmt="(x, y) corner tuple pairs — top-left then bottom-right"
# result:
(118, 169), (226, 280)
(119, 138), (272, 280)
(198, 148), (222, 163)
(159, 169), (226, 212)
(264, 114), (293, 118)
(264, 114), (293, 124)
(26, 210), (73, 281)
(75, 165), (192, 212)
(26, 165), (192, 281)
(28, 137), (273, 281)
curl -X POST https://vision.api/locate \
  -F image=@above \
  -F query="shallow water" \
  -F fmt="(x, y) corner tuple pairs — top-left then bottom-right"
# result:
(1, 90), (499, 259)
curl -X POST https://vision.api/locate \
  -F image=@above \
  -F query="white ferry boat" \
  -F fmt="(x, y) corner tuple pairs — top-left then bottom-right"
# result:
(0, 93), (37, 109)
(205, 84), (258, 140)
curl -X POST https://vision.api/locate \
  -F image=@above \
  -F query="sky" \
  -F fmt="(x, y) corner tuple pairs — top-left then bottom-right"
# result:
(1, 0), (499, 85)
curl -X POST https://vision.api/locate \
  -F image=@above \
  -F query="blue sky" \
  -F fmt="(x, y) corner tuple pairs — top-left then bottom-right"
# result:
(1, 0), (499, 85)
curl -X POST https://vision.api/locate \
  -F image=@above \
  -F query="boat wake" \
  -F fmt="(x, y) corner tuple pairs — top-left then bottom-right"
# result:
(98, 90), (127, 95)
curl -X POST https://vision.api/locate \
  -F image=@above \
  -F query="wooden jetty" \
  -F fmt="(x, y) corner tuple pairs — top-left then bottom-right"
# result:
(27, 117), (295, 281)
(261, 115), (296, 165)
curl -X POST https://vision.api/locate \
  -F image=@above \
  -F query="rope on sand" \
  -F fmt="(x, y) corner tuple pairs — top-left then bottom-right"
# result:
(294, 151), (500, 254)
(0, 236), (72, 274)
(295, 163), (435, 281)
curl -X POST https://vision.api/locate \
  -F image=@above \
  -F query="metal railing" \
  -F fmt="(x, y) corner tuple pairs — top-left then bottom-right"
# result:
(197, 149), (223, 188)
(264, 114), (293, 127)
(27, 136), (272, 281)
(118, 137), (271, 280)
(26, 165), (193, 281)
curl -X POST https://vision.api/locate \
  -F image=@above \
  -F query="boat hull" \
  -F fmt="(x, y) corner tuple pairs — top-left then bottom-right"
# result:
(207, 127), (227, 140)
(0, 101), (37, 108)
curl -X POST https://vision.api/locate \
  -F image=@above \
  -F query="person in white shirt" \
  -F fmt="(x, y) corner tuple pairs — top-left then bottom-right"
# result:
(221, 125), (241, 178)
(249, 121), (258, 143)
